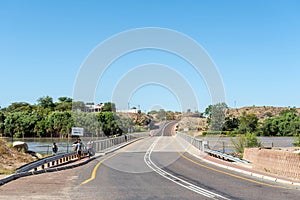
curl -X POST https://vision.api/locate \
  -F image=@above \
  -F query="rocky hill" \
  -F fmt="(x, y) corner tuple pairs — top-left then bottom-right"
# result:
(177, 106), (300, 134)
(226, 106), (300, 121)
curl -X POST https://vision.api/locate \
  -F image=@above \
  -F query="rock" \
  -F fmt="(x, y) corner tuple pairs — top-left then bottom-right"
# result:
(13, 141), (28, 153)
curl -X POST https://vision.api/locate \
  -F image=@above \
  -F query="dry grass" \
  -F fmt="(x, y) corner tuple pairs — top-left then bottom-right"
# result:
(0, 138), (35, 175)
(226, 106), (300, 121)
(177, 116), (207, 136)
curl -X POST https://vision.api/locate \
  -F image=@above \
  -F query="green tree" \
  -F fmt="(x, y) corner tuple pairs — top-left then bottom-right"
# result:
(261, 109), (300, 136)
(0, 111), (5, 135)
(72, 101), (86, 112)
(223, 116), (239, 131)
(235, 113), (259, 134)
(206, 103), (228, 131)
(97, 112), (122, 136)
(293, 135), (300, 147)
(55, 97), (73, 111)
(34, 118), (48, 137)
(117, 117), (134, 133)
(47, 111), (73, 138)
(6, 102), (34, 113)
(4, 112), (27, 139)
(73, 112), (100, 136)
(58, 97), (72, 103)
(102, 102), (116, 112)
(37, 96), (55, 110)
(204, 105), (213, 116)
(32, 110), (49, 137)
(4, 112), (17, 140)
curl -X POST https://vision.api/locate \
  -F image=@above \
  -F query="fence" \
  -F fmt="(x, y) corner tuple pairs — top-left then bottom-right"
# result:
(93, 132), (149, 152)
(176, 131), (205, 151)
(176, 131), (249, 163)
(15, 132), (149, 173)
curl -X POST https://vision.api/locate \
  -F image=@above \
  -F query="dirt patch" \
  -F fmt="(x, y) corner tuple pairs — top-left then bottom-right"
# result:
(0, 138), (35, 175)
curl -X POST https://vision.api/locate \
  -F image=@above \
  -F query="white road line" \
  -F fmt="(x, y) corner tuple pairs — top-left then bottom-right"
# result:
(144, 136), (230, 200)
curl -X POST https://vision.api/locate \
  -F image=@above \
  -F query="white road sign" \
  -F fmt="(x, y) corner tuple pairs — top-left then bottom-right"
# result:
(71, 127), (84, 136)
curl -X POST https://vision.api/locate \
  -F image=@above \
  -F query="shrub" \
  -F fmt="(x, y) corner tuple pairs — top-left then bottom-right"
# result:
(231, 132), (261, 154)
(293, 135), (300, 147)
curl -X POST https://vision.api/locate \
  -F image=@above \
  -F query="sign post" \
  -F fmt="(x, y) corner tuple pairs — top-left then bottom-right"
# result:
(70, 127), (84, 153)
(71, 127), (84, 136)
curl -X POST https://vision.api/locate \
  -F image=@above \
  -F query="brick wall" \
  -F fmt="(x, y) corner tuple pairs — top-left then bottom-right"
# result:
(244, 148), (300, 180)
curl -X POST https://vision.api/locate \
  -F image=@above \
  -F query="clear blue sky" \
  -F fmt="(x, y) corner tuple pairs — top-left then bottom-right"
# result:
(1, 0), (299, 112)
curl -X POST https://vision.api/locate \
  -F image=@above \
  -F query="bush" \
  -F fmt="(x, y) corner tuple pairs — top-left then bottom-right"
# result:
(293, 135), (300, 147)
(231, 132), (261, 154)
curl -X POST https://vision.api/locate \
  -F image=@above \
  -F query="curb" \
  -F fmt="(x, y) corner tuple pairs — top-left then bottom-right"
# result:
(191, 153), (300, 187)
(0, 137), (145, 186)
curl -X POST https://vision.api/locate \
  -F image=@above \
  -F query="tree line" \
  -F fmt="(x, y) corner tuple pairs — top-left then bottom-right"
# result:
(206, 103), (300, 137)
(0, 96), (152, 140)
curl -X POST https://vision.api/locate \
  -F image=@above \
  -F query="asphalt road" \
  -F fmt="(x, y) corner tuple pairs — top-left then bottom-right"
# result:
(1, 121), (300, 200)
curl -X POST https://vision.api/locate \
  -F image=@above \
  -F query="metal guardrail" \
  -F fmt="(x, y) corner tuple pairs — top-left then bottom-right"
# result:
(204, 149), (249, 164)
(16, 132), (149, 173)
(16, 150), (88, 173)
(176, 132), (249, 164)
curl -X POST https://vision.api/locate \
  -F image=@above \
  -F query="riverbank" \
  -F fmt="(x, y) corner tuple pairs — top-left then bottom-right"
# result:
(0, 138), (35, 175)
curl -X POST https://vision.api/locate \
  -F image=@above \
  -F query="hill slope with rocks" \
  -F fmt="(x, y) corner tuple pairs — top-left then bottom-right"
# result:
(226, 106), (300, 121)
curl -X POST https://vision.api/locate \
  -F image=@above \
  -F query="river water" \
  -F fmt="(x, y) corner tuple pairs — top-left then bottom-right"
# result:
(203, 136), (296, 153)
(3, 136), (297, 155)
(3, 136), (105, 155)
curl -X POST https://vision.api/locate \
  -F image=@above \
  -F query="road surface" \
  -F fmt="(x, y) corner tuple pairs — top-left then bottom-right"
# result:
(1, 122), (300, 199)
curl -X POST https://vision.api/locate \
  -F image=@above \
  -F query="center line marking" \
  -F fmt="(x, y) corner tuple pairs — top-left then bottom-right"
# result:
(144, 136), (230, 200)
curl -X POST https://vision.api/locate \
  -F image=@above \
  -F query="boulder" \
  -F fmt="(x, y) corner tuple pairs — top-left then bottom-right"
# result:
(13, 141), (28, 153)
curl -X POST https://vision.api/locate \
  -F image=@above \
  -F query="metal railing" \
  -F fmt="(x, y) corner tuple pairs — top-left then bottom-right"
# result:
(16, 132), (149, 173)
(176, 131), (205, 151)
(16, 150), (89, 173)
(204, 149), (249, 164)
(93, 132), (149, 152)
(176, 131), (249, 164)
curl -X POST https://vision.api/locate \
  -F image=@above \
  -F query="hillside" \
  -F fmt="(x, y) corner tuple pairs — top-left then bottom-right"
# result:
(226, 106), (300, 121)
(177, 106), (300, 134)
(0, 138), (35, 175)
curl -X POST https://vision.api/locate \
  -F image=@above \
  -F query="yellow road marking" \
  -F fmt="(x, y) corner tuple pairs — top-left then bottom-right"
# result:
(179, 152), (293, 190)
(173, 138), (293, 189)
(81, 137), (148, 185)
(81, 153), (119, 185)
